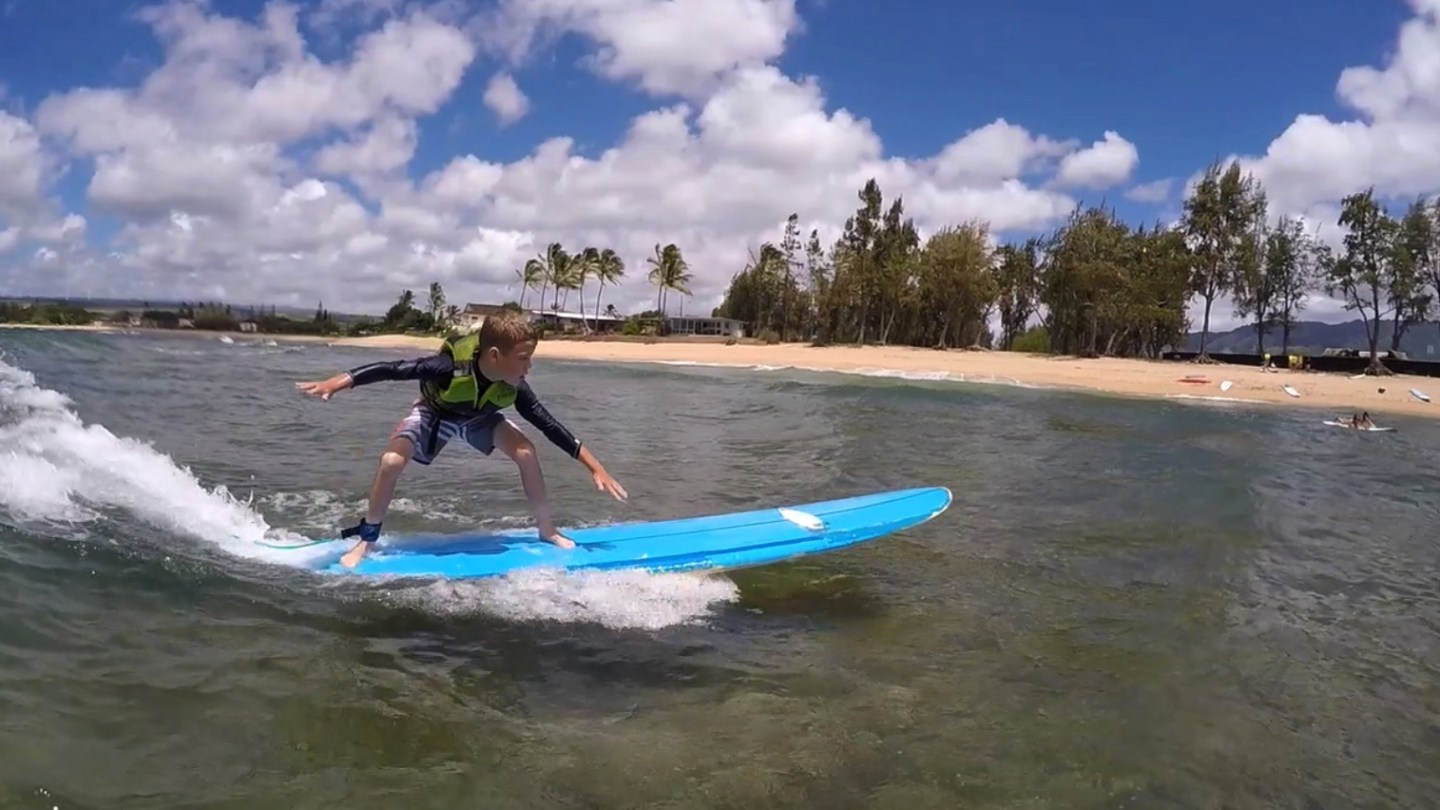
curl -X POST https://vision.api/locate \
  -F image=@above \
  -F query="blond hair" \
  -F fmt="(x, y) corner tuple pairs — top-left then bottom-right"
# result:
(477, 309), (538, 352)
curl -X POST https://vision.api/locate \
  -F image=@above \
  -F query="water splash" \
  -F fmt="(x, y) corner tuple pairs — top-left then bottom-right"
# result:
(388, 567), (739, 630)
(0, 357), (280, 555)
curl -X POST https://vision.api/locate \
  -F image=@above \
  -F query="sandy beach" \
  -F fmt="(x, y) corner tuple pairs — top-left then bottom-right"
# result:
(321, 332), (1438, 421)
(6, 323), (1434, 420)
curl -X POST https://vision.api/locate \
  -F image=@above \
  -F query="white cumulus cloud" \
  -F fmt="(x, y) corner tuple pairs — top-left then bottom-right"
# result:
(475, 0), (802, 98)
(0, 110), (85, 257)
(1053, 131), (1139, 189)
(1125, 178), (1173, 203)
(483, 72), (531, 125)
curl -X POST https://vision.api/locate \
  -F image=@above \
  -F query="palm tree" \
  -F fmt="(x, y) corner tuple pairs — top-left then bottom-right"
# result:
(551, 250), (582, 312)
(385, 289), (416, 326)
(646, 244), (667, 313)
(593, 249), (626, 327)
(536, 243), (570, 313)
(574, 246), (599, 330)
(516, 261), (544, 308)
(427, 282), (445, 324)
(647, 242), (692, 315)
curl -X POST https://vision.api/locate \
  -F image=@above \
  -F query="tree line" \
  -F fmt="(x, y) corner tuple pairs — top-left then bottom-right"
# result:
(709, 164), (1440, 375)
(0, 298), (370, 337)
(511, 242), (695, 329)
(0, 300), (96, 326)
(133, 301), (351, 336)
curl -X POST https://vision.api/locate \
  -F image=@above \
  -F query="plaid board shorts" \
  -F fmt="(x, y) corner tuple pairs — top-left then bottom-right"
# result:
(389, 400), (512, 465)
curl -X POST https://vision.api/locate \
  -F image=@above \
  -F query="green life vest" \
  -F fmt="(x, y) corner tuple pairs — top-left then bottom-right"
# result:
(419, 332), (518, 416)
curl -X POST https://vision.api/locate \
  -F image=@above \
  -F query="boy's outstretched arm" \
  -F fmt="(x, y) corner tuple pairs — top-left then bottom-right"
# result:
(515, 382), (628, 502)
(294, 354), (454, 400)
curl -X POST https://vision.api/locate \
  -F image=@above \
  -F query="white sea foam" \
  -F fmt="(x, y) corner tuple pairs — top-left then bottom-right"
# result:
(386, 567), (738, 630)
(1164, 393), (1274, 406)
(642, 358), (1048, 390)
(0, 358), (282, 555)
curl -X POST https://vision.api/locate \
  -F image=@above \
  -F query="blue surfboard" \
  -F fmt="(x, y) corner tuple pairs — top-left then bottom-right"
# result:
(258, 486), (951, 579)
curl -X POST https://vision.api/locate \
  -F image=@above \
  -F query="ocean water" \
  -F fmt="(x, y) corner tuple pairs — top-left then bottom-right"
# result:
(0, 328), (1437, 810)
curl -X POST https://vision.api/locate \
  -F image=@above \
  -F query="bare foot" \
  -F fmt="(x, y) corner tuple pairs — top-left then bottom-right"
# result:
(542, 530), (576, 550)
(340, 542), (369, 569)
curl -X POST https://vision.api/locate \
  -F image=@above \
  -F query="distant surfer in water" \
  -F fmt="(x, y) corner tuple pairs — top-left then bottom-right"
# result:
(1337, 411), (1375, 429)
(293, 310), (628, 568)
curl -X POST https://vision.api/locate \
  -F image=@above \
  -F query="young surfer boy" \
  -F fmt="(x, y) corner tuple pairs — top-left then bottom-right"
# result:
(294, 310), (628, 568)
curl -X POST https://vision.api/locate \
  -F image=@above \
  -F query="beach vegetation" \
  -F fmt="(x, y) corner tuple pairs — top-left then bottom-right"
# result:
(1325, 188), (1409, 375)
(707, 165), (1440, 373)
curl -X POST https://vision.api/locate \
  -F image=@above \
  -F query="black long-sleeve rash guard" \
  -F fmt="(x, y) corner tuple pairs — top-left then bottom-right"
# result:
(345, 355), (583, 458)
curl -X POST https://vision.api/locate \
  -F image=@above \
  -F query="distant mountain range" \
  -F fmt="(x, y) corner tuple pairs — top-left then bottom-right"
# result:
(1182, 318), (1440, 359)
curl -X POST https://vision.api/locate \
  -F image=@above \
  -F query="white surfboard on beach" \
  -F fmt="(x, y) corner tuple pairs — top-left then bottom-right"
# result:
(1282, 385), (1300, 398)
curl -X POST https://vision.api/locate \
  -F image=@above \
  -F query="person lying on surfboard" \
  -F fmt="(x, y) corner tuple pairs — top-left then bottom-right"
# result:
(293, 310), (628, 568)
(1345, 411), (1373, 428)
(1336, 411), (1375, 429)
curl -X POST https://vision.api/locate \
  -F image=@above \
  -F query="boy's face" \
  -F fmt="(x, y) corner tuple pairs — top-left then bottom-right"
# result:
(488, 340), (536, 384)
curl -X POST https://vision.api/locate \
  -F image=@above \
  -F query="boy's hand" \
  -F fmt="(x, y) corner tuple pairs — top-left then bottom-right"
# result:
(593, 469), (628, 502)
(576, 447), (628, 502)
(294, 372), (352, 401)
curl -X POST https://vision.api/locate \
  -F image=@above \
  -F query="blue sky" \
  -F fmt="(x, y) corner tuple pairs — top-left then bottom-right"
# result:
(0, 0), (1430, 321)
